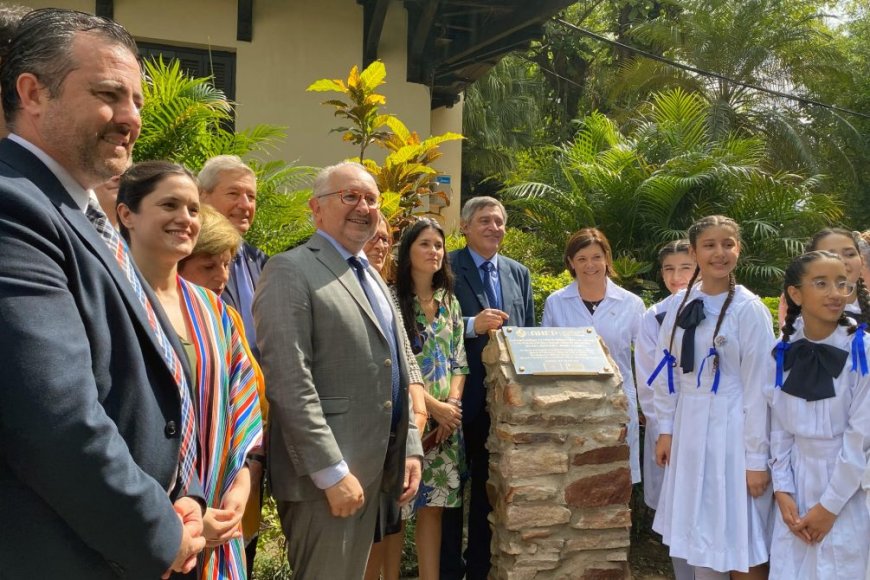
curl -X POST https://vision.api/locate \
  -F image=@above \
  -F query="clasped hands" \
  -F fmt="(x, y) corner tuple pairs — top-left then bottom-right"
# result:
(429, 398), (462, 444)
(775, 491), (836, 545)
(163, 497), (206, 579)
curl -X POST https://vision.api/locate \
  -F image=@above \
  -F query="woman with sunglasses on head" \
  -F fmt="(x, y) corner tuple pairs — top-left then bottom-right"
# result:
(117, 161), (263, 579)
(765, 250), (869, 579)
(393, 218), (468, 580)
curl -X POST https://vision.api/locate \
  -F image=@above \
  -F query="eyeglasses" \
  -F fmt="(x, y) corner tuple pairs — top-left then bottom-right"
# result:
(795, 279), (856, 296)
(369, 234), (390, 246)
(316, 189), (380, 209)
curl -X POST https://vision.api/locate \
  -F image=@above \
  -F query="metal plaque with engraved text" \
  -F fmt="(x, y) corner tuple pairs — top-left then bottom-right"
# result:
(502, 327), (613, 375)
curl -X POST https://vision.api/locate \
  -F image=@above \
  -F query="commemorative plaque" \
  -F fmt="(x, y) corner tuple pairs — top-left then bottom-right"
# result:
(501, 326), (613, 375)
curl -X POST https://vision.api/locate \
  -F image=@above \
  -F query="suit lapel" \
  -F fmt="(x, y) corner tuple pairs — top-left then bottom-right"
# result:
(1, 140), (178, 381)
(308, 234), (388, 342)
(497, 257), (519, 317)
(457, 247), (489, 310)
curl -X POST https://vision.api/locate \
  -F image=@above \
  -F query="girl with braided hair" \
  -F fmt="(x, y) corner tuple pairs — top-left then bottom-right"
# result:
(765, 251), (869, 579)
(650, 215), (775, 579)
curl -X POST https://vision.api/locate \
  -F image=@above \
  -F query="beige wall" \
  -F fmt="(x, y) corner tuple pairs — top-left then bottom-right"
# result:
(15, 0), (462, 228)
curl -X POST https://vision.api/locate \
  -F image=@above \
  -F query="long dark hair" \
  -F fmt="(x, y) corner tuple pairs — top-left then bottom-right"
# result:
(667, 215), (740, 371)
(395, 218), (454, 346)
(806, 227), (870, 326)
(116, 160), (196, 242)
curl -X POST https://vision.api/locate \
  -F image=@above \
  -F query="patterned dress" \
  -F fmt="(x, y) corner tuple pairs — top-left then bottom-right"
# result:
(178, 277), (264, 580)
(410, 288), (469, 509)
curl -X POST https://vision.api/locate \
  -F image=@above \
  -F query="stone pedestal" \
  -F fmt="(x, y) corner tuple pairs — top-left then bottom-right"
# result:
(484, 330), (632, 580)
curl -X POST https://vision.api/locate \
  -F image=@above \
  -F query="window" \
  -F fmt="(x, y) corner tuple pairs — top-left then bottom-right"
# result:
(137, 42), (236, 103)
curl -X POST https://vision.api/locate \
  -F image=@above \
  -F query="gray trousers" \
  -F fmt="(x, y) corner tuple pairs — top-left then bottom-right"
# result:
(278, 478), (382, 579)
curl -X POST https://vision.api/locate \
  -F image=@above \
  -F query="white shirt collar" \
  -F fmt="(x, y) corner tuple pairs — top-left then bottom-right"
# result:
(8, 133), (92, 212)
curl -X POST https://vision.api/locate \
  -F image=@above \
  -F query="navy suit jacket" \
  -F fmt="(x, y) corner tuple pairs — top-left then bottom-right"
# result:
(448, 247), (535, 422)
(0, 139), (195, 578)
(222, 241), (268, 312)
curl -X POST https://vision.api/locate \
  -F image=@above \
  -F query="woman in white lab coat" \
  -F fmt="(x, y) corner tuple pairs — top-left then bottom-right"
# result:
(542, 228), (645, 483)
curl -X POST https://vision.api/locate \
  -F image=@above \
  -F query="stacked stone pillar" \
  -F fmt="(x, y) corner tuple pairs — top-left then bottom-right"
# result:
(484, 330), (632, 579)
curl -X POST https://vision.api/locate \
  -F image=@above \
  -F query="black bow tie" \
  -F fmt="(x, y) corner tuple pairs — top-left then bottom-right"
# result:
(655, 310), (667, 325)
(676, 298), (705, 373)
(782, 339), (848, 402)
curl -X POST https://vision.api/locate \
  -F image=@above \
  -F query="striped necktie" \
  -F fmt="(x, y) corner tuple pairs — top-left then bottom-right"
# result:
(85, 199), (198, 489)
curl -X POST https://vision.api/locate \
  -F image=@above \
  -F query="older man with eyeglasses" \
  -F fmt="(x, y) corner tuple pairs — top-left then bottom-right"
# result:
(253, 161), (423, 578)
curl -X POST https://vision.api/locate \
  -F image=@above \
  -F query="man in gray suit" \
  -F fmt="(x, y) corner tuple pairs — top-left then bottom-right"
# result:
(0, 8), (204, 578)
(254, 161), (423, 578)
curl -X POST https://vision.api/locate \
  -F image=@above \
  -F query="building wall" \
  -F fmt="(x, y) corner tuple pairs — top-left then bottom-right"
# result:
(15, 0), (464, 229)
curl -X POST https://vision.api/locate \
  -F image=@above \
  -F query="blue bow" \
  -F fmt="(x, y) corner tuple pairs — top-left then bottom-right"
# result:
(648, 349), (677, 394)
(774, 340), (790, 388)
(696, 347), (722, 393)
(851, 323), (868, 376)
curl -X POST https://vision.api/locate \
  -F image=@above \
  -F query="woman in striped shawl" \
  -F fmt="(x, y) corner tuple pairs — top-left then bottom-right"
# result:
(117, 161), (263, 579)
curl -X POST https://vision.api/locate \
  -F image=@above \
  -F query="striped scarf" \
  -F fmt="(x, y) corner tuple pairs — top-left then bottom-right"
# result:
(178, 277), (263, 580)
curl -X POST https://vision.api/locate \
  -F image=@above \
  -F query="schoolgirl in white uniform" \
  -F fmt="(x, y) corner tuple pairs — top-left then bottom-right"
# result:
(634, 240), (696, 580)
(650, 216), (774, 580)
(542, 228), (645, 483)
(765, 250), (869, 580)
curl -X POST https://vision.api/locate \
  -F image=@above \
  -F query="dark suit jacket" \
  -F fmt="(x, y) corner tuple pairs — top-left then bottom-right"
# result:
(449, 247), (535, 422)
(221, 241), (268, 312)
(0, 139), (192, 579)
(254, 233), (422, 503)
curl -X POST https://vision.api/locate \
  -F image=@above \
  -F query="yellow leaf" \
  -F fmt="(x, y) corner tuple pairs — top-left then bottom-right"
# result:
(347, 65), (360, 89)
(365, 94), (387, 106)
(307, 79), (347, 92)
(359, 60), (387, 91)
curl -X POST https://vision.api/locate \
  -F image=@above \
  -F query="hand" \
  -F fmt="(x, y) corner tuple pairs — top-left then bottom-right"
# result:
(203, 467), (250, 547)
(746, 469), (770, 498)
(325, 473), (365, 517)
(774, 492), (812, 544)
(655, 434), (672, 467)
(398, 457), (422, 506)
(794, 503), (837, 544)
(473, 308), (509, 335)
(163, 497), (206, 579)
(435, 423), (453, 444)
(429, 400), (461, 431)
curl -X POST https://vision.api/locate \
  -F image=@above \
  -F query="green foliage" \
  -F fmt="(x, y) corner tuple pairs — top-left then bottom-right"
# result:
(503, 88), (842, 296)
(137, 57), (285, 171)
(244, 161), (318, 255)
(531, 271), (574, 325)
(761, 295), (782, 329)
(252, 497), (291, 579)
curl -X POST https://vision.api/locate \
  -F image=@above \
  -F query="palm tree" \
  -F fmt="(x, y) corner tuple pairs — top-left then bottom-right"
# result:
(502, 88), (841, 295)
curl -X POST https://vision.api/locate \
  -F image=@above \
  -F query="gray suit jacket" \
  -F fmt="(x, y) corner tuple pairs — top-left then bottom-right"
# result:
(254, 233), (422, 503)
(0, 139), (191, 578)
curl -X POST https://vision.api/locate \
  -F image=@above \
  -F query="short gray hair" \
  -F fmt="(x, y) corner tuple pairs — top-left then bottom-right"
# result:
(460, 195), (507, 225)
(1, 8), (138, 127)
(312, 161), (374, 199)
(197, 155), (256, 193)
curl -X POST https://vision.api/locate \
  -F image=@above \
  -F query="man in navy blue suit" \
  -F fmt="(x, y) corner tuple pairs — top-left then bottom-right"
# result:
(442, 196), (535, 579)
(0, 9), (204, 578)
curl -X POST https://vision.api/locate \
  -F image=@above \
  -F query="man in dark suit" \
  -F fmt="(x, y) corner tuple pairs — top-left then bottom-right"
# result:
(0, 9), (204, 578)
(443, 196), (535, 579)
(254, 161), (423, 578)
(198, 155), (267, 352)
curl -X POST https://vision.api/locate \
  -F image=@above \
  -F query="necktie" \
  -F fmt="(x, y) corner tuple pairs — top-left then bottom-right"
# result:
(778, 338), (848, 402)
(481, 261), (500, 310)
(347, 257), (400, 426)
(86, 199), (198, 488)
(676, 298), (706, 373)
(230, 252), (257, 351)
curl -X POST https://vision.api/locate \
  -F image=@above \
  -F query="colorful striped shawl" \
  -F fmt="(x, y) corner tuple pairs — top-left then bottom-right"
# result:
(178, 277), (263, 580)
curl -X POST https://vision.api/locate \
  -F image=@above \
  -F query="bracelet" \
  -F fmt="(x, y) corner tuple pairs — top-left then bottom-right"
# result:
(446, 397), (462, 407)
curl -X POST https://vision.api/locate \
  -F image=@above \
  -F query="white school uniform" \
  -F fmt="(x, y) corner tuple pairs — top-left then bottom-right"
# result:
(865, 461), (870, 580)
(764, 325), (870, 580)
(652, 285), (775, 572)
(635, 294), (680, 509)
(542, 278), (645, 483)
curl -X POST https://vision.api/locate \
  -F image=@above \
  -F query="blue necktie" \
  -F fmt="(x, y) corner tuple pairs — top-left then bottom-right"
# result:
(481, 261), (500, 310)
(230, 253), (257, 353)
(347, 257), (400, 427)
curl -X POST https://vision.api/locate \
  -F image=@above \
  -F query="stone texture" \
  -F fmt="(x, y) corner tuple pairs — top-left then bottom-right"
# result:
(499, 448), (568, 478)
(572, 445), (630, 466)
(485, 330), (631, 578)
(564, 468), (632, 508)
(504, 505), (571, 530)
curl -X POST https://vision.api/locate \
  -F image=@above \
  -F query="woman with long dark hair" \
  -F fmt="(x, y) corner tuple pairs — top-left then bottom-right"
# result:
(394, 218), (468, 580)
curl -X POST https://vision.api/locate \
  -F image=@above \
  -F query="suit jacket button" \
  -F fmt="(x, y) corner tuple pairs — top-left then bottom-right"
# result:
(384, 358), (392, 367)
(384, 400), (393, 409)
(164, 421), (178, 437)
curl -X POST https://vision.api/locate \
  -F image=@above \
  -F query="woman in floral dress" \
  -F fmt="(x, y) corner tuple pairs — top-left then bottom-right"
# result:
(395, 218), (468, 580)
